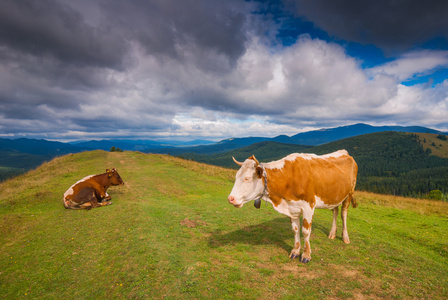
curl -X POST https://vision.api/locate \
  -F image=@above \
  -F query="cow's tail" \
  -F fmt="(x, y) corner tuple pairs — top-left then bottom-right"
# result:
(349, 191), (357, 208)
(350, 178), (358, 208)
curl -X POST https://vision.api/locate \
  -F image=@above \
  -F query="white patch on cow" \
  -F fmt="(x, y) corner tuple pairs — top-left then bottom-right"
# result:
(263, 151), (348, 171)
(263, 159), (285, 170)
(267, 197), (314, 219)
(323, 149), (348, 159)
(297, 153), (318, 161)
(315, 195), (335, 209)
(315, 195), (346, 209)
(263, 153), (299, 170)
(63, 175), (94, 198)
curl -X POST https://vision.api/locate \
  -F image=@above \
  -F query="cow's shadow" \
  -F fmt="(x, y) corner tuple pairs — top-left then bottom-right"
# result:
(208, 217), (332, 252)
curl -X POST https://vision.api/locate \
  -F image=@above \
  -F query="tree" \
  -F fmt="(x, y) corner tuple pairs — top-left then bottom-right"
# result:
(429, 190), (443, 200)
(110, 147), (123, 152)
(436, 134), (447, 141)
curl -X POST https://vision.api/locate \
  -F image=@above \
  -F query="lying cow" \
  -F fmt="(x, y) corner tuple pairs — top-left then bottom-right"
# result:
(63, 168), (124, 210)
(228, 150), (358, 263)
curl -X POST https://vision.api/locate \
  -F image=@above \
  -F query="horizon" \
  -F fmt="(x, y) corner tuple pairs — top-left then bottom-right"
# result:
(1, 122), (446, 144)
(1, 0), (448, 141)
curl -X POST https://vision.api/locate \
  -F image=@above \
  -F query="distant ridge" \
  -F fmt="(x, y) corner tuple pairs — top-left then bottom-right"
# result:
(0, 138), (85, 155)
(289, 123), (444, 145)
(1, 123), (445, 156)
(177, 123), (445, 154)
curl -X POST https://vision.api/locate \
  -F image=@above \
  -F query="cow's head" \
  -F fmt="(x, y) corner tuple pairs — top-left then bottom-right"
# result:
(107, 168), (124, 186)
(228, 155), (264, 208)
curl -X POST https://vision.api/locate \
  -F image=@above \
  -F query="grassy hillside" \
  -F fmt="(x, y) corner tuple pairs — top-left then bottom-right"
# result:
(0, 138), (85, 182)
(413, 132), (448, 158)
(0, 150), (54, 181)
(1, 151), (447, 299)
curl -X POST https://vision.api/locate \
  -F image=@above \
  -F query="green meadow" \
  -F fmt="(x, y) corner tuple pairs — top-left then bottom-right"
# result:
(1, 150), (447, 299)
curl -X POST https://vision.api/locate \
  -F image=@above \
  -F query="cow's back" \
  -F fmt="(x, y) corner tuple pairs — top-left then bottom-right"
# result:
(265, 151), (357, 207)
(64, 175), (102, 201)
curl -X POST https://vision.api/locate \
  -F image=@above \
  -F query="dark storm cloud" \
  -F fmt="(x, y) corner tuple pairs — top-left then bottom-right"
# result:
(99, 0), (250, 71)
(0, 0), (259, 139)
(286, 0), (448, 54)
(0, 0), (128, 69)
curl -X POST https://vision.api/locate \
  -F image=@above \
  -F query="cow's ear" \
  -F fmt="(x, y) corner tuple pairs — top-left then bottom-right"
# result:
(256, 166), (263, 178)
(106, 169), (112, 177)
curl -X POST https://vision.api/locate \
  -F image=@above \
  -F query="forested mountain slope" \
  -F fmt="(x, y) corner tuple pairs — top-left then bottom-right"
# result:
(181, 132), (448, 198)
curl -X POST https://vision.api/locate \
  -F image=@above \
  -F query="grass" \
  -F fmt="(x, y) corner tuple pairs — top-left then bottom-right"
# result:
(1, 150), (447, 299)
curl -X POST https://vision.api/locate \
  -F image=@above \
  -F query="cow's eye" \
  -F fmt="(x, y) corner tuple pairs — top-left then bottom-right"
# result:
(244, 176), (251, 182)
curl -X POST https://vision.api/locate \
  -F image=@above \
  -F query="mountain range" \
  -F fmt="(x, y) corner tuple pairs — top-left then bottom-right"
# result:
(0, 123), (447, 182)
(66, 123), (448, 154)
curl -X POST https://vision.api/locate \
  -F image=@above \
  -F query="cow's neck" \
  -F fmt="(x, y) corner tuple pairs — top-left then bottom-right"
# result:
(259, 166), (268, 198)
(94, 173), (111, 191)
(263, 167), (286, 207)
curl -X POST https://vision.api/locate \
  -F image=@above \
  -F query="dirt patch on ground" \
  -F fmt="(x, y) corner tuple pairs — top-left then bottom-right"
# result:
(328, 264), (359, 277)
(281, 263), (320, 279)
(180, 218), (207, 228)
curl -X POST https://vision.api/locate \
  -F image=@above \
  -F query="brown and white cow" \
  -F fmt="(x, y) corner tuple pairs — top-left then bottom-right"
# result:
(63, 168), (124, 210)
(228, 150), (358, 263)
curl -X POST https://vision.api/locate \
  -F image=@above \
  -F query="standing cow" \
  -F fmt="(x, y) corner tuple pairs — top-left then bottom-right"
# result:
(63, 168), (124, 210)
(228, 150), (358, 263)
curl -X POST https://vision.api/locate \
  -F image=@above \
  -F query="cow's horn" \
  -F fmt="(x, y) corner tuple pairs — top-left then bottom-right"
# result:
(250, 155), (259, 165)
(232, 157), (243, 166)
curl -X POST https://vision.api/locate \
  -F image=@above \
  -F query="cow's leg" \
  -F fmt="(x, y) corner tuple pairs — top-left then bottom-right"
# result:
(67, 188), (97, 210)
(94, 190), (110, 203)
(301, 208), (314, 263)
(328, 206), (338, 239)
(341, 199), (351, 244)
(98, 199), (113, 207)
(89, 196), (112, 208)
(63, 198), (85, 210)
(78, 202), (93, 210)
(289, 218), (301, 259)
(71, 188), (111, 210)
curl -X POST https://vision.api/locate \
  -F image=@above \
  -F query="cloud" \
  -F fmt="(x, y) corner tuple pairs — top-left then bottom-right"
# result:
(1, 0), (448, 141)
(0, 0), (128, 69)
(287, 0), (448, 54)
(368, 50), (448, 81)
(220, 36), (399, 121)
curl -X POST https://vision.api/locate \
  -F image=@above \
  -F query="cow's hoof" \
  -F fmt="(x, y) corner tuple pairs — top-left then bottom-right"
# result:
(289, 253), (300, 259)
(300, 257), (311, 263)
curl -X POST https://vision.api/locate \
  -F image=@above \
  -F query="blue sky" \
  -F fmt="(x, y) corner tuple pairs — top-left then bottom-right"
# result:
(0, 0), (447, 141)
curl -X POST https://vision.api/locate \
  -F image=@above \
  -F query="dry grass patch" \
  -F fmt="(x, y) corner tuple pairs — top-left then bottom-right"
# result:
(356, 191), (448, 217)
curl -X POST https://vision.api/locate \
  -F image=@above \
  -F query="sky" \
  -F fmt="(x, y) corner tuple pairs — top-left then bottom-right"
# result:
(1, 0), (448, 142)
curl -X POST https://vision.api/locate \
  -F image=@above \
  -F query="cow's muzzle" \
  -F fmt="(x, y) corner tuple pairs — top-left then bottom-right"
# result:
(228, 195), (242, 208)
